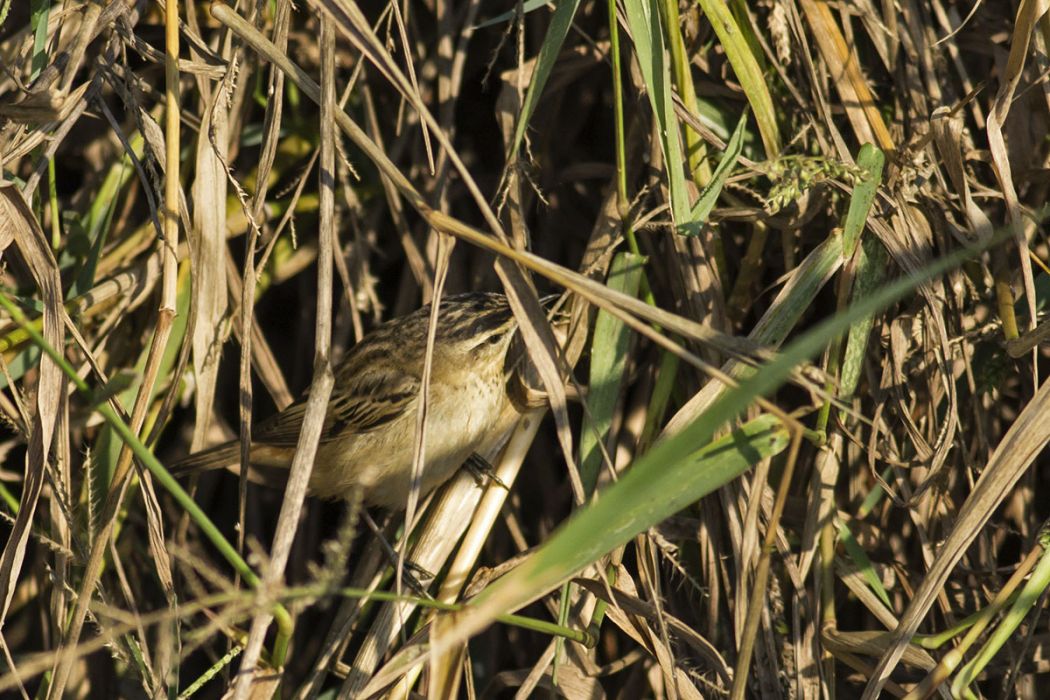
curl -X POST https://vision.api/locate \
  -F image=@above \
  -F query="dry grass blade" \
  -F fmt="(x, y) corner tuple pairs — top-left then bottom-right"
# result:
(798, 0), (893, 151)
(0, 184), (64, 627)
(188, 78), (229, 451)
(862, 376), (1050, 698)
(575, 574), (732, 687)
(586, 569), (705, 699)
(230, 12), (340, 695)
(5, 1), (1050, 697)
(984, 0), (1041, 345)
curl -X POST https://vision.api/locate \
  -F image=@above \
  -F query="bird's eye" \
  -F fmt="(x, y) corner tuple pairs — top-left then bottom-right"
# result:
(485, 332), (504, 345)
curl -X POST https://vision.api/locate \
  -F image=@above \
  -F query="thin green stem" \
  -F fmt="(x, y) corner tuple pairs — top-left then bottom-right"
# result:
(608, 0), (629, 226)
(319, 584), (597, 646)
(0, 481), (19, 514)
(47, 157), (60, 250)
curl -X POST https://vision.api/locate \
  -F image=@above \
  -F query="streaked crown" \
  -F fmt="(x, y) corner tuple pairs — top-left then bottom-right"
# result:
(435, 293), (513, 352)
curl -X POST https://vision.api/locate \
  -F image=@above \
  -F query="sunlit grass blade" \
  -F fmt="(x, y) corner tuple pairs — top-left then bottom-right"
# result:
(696, 0), (781, 157)
(475, 0), (554, 31)
(505, 0), (583, 163)
(622, 0), (693, 234)
(841, 144), (885, 255)
(691, 111), (748, 223)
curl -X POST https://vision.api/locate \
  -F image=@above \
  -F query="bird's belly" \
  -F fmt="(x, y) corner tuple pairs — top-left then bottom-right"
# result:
(309, 376), (512, 509)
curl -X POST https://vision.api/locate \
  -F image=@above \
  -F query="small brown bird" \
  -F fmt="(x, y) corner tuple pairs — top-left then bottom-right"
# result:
(172, 292), (527, 509)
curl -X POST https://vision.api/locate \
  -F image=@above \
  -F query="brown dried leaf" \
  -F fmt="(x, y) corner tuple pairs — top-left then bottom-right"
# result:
(863, 374), (1050, 698)
(0, 184), (64, 627)
(188, 85), (230, 450)
(798, 0), (894, 151)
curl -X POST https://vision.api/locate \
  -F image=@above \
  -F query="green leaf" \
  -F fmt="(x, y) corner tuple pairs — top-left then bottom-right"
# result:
(841, 144), (885, 256)
(84, 370), (140, 411)
(474, 0), (552, 30)
(433, 216), (999, 653)
(690, 110), (748, 224)
(506, 0), (583, 162)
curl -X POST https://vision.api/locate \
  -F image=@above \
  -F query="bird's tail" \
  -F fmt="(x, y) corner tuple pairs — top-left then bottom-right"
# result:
(168, 441), (241, 477)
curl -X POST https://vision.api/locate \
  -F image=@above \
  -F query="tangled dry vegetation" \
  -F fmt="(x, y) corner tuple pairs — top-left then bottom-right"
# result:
(1, 0), (1050, 698)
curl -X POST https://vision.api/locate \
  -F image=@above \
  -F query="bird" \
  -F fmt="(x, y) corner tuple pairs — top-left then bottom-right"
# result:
(170, 292), (530, 510)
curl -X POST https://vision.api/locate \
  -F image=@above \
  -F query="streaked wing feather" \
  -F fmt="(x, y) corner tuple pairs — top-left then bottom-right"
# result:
(254, 370), (419, 446)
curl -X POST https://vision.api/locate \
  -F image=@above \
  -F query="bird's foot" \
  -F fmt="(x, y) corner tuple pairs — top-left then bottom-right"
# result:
(464, 453), (509, 491)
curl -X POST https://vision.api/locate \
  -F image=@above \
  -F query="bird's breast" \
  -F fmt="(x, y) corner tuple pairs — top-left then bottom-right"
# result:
(428, 368), (509, 448)
(311, 366), (513, 508)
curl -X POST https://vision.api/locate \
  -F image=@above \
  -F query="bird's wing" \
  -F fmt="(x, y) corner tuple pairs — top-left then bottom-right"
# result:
(253, 369), (420, 446)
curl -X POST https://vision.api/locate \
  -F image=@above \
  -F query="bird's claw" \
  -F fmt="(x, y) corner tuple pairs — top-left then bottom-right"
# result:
(465, 453), (509, 491)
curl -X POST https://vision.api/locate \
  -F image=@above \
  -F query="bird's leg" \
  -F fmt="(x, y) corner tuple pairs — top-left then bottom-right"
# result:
(464, 453), (510, 491)
(362, 511), (434, 598)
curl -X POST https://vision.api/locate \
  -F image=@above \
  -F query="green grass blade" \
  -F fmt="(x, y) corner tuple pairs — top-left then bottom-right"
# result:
(841, 144), (885, 255)
(837, 520), (892, 608)
(30, 0), (50, 81)
(93, 264), (190, 491)
(506, 0), (583, 162)
(473, 413), (788, 617)
(840, 235), (888, 398)
(951, 529), (1050, 696)
(622, 0), (694, 234)
(579, 252), (645, 494)
(696, 0), (781, 157)
(475, 0), (552, 30)
(690, 111), (748, 223)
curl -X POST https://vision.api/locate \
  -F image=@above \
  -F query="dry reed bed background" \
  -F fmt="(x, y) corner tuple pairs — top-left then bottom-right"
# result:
(0, 0), (1049, 698)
